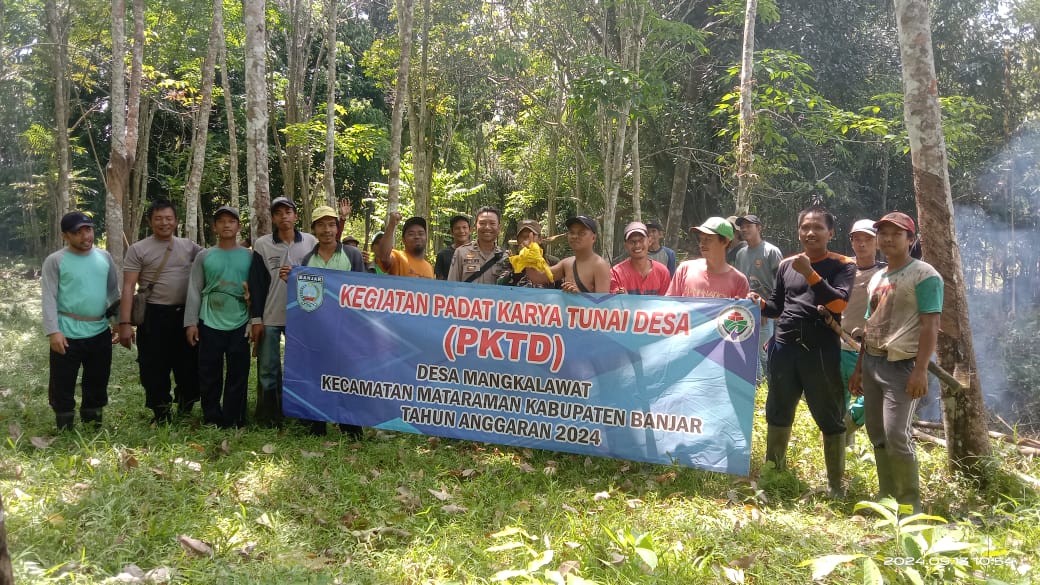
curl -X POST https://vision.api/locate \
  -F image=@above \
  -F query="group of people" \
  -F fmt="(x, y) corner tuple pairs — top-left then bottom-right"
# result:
(43, 200), (941, 512)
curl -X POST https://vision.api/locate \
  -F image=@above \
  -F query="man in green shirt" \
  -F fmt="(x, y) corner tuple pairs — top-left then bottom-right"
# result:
(185, 206), (253, 428)
(41, 211), (120, 431)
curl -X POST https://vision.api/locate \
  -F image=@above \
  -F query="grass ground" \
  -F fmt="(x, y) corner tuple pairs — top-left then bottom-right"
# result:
(1, 257), (1037, 584)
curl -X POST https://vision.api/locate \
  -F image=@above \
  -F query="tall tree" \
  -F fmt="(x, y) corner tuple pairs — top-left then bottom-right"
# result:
(894, 0), (990, 475)
(219, 28), (243, 237)
(734, 0), (758, 215)
(245, 0), (271, 235)
(106, 0), (144, 269)
(43, 0), (71, 251)
(387, 0), (415, 211)
(183, 0), (223, 243)
(323, 0), (337, 207)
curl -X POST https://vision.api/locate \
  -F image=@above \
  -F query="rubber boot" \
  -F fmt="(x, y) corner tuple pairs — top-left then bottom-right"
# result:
(889, 455), (921, 514)
(150, 405), (173, 425)
(822, 433), (846, 499)
(176, 401), (196, 419)
(55, 411), (75, 432)
(843, 412), (860, 448)
(339, 424), (364, 441)
(306, 420), (327, 436)
(873, 446), (896, 500)
(80, 407), (103, 429)
(765, 425), (792, 470)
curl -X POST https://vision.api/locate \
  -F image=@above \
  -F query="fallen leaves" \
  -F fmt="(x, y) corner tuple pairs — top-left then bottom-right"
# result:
(30, 436), (55, 449)
(440, 503), (468, 514)
(176, 535), (213, 557)
(9, 421), (21, 440)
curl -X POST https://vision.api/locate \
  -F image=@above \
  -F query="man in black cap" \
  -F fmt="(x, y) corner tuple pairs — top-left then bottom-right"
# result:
(542, 215), (611, 293)
(373, 212), (435, 278)
(41, 211), (120, 431)
(249, 196), (318, 426)
(434, 214), (471, 280)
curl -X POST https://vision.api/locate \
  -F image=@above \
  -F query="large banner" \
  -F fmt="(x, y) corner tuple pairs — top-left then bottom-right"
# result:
(284, 269), (760, 475)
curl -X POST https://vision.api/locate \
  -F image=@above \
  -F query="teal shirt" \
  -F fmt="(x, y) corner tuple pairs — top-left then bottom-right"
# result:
(41, 248), (119, 339)
(185, 247), (253, 331)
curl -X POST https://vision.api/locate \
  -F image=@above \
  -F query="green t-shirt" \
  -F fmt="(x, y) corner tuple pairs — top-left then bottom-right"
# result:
(185, 247), (253, 331)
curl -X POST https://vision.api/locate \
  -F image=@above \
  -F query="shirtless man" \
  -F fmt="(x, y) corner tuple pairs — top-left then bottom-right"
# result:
(550, 215), (612, 293)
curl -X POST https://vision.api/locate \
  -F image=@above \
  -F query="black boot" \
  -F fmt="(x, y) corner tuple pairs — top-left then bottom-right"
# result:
(306, 420), (327, 436)
(339, 424), (364, 441)
(150, 405), (173, 424)
(55, 411), (75, 432)
(823, 433), (846, 499)
(765, 425), (792, 470)
(80, 407), (103, 429)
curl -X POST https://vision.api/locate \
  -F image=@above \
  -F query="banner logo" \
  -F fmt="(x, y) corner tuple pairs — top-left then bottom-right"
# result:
(717, 305), (755, 343)
(296, 272), (324, 312)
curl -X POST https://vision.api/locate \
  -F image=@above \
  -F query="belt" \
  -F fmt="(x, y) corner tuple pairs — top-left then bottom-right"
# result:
(59, 311), (106, 322)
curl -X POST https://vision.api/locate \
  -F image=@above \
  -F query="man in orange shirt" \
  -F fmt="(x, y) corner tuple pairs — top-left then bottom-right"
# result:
(373, 211), (434, 278)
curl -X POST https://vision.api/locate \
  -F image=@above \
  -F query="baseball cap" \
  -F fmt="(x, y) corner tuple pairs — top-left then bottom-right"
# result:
(691, 216), (735, 240)
(850, 219), (877, 237)
(60, 211), (94, 233)
(736, 214), (762, 226)
(645, 220), (663, 231)
(624, 221), (648, 240)
(343, 235), (360, 245)
(874, 212), (916, 234)
(213, 205), (240, 220)
(516, 219), (542, 237)
(565, 215), (598, 234)
(371, 231), (384, 245)
(311, 205), (338, 226)
(271, 197), (296, 212)
(402, 216), (427, 233)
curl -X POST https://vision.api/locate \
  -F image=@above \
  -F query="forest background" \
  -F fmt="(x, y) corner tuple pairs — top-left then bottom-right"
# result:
(0, 0), (1038, 429)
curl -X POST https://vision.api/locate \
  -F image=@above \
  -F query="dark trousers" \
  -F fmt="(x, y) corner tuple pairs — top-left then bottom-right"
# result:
(138, 303), (199, 410)
(198, 322), (250, 427)
(48, 330), (112, 414)
(765, 338), (846, 435)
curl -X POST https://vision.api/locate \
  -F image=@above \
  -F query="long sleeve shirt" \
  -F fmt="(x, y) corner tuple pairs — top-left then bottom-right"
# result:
(762, 252), (855, 347)
(41, 247), (119, 338)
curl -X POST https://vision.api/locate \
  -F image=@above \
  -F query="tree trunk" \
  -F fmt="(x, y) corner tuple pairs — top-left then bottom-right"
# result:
(323, 0), (338, 207)
(734, 0), (757, 215)
(407, 0), (433, 219)
(666, 157), (691, 250)
(894, 0), (991, 477)
(630, 119), (641, 223)
(44, 0), (71, 251)
(387, 0), (415, 212)
(105, 0), (143, 271)
(245, 0), (271, 235)
(183, 0), (222, 243)
(219, 35), (243, 238)
(128, 100), (155, 243)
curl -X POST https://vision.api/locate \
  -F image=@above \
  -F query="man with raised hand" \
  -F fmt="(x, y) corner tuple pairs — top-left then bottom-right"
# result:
(297, 205), (366, 438)
(850, 212), (942, 513)
(118, 200), (202, 423)
(840, 219), (886, 444)
(373, 212), (435, 278)
(42, 211), (120, 431)
(610, 221), (671, 295)
(249, 197), (318, 426)
(666, 217), (750, 299)
(748, 205), (856, 498)
(435, 214), (471, 280)
(447, 206), (508, 285)
(185, 206), (253, 428)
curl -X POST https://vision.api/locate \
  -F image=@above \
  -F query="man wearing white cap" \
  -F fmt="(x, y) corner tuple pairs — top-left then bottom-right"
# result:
(840, 219), (886, 442)
(610, 222), (671, 295)
(666, 217), (750, 299)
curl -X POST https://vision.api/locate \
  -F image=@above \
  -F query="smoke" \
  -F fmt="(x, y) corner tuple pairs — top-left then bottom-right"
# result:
(924, 120), (1040, 431)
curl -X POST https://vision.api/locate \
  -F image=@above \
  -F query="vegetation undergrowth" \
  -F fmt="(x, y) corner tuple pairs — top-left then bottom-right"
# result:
(1, 259), (1037, 584)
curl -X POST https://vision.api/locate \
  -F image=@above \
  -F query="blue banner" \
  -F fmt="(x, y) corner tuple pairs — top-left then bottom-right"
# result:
(284, 269), (760, 475)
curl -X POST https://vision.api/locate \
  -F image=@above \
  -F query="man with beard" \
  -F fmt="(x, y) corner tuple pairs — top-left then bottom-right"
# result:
(447, 206), (508, 285)
(42, 211), (120, 431)
(373, 212), (435, 278)
(118, 200), (202, 423)
(249, 197), (318, 426)
(748, 205), (856, 498)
